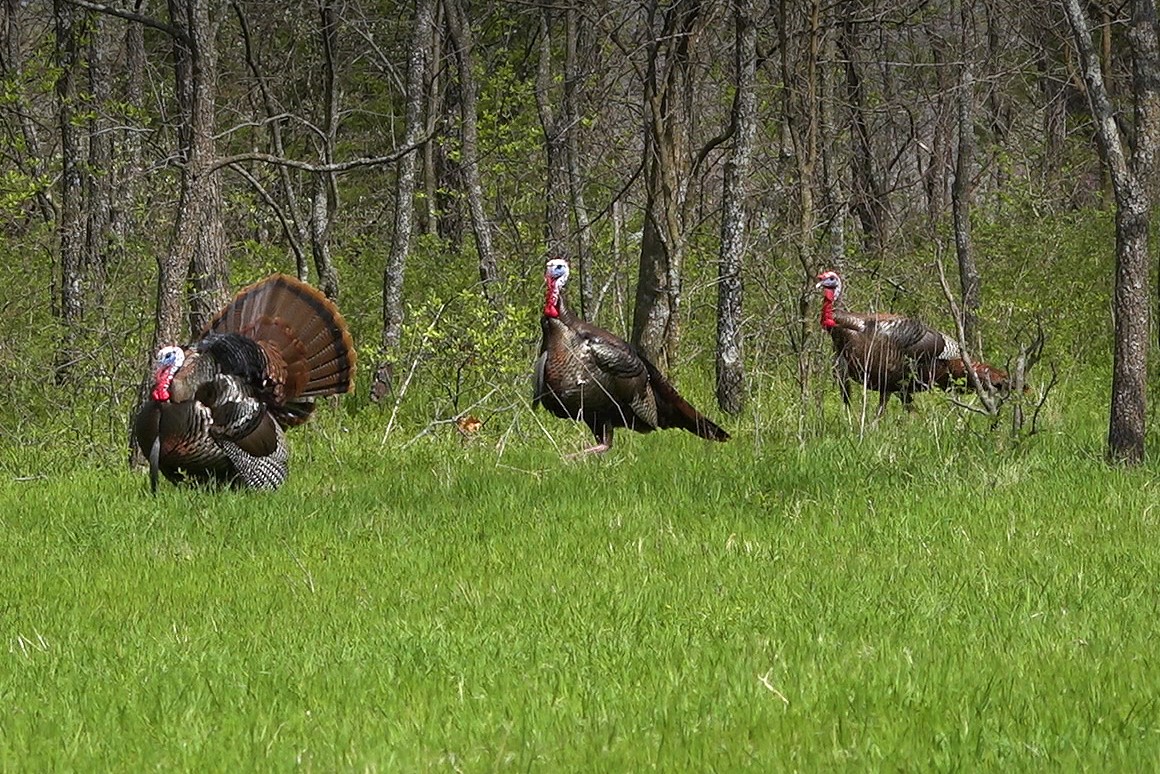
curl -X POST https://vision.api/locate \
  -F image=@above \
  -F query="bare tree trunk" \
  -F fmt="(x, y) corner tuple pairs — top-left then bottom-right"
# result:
(420, 0), (444, 238)
(716, 0), (756, 414)
(1062, 0), (1158, 465)
(593, 198), (625, 324)
(444, 0), (502, 305)
(819, 2), (845, 266)
(952, 0), (980, 349)
(373, 0), (435, 401)
(983, 1), (1011, 198)
(535, 7), (571, 262)
(86, 12), (113, 309)
(116, 3), (145, 249)
(924, 38), (953, 225)
(631, 0), (701, 369)
(310, 0), (340, 300)
(780, 0), (822, 411)
(161, 0), (228, 345)
(564, 3), (594, 317)
(635, 164), (674, 364)
(838, 7), (888, 254)
(1134, 1), (1160, 202)
(54, 0), (85, 381)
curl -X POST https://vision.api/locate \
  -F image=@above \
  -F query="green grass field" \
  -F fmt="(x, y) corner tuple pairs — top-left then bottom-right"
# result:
(3, 380), (1160, 771)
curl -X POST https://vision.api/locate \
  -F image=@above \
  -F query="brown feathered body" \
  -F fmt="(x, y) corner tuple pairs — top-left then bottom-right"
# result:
(533, 259), (729, 453)
(133, 274), (356, 491)
(816, 271), (1010, 414)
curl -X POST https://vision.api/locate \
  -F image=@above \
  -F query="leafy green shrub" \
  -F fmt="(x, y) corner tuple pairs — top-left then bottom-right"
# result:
(378, 286), (537, 436)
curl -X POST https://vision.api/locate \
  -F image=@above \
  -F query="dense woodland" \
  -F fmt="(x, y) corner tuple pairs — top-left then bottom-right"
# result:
(0, 0), (1155, 463)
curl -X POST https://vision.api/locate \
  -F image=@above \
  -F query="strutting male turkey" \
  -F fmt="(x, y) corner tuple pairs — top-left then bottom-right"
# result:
(532, 257), (730, 454)
(815, 269), (1013, 416)
(133, 274), (356, 492)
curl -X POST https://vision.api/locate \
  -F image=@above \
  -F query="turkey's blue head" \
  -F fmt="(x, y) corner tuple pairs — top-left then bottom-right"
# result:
(543, 258), (570, 318)
(815, 270), (843, 299)
(151, 346), (186, 402)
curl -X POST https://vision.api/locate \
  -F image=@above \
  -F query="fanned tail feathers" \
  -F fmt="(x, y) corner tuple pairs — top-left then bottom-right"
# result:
(206, 274), (356, 400)
(640, 356), (730, 442)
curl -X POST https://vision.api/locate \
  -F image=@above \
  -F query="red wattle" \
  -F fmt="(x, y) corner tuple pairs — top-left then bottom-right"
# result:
(151, 368), (172, 402)
(820, 289), (836, 329)
(543, 278), (559, 318)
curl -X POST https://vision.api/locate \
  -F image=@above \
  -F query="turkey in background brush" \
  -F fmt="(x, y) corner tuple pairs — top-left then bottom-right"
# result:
(815, 269), (1014, 416)
(133, 274), (356, 492)
(533, 257), (730, 455)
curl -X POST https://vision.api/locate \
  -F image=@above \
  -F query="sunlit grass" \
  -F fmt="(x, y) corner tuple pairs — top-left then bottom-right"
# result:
(2, 382), (1159, 770)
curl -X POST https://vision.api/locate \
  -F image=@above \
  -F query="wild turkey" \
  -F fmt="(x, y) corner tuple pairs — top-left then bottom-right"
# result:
(133, 274), (356, 492)
(815, 269), (1012, 415)
(532, 257), (730, 454)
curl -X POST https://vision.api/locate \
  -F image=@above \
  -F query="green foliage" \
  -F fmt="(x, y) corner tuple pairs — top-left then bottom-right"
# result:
(0, 170), (51, 218)
(396, 286), (536, 416)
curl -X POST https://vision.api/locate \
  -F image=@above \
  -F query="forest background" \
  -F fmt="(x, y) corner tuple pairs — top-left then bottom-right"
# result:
(9, 2), (1160, 768)
(0, 0), (1154, 464)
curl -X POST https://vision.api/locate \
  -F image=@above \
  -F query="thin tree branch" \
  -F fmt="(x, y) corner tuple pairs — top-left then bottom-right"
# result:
(224, 162), (306, 269)
(60, 0), (187, 41)
(935, 249), (998, 416)
(208, 132), (434, 174)
(691, 121), (735, 182)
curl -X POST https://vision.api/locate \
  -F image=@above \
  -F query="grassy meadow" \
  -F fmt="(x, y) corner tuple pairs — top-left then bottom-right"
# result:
(0, 207), (1156, 769)
(4, 374), (1160, 770)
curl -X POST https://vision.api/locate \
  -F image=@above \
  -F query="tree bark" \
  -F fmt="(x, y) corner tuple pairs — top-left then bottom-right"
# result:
(1062, 0), (1157, 465)
(54, 0), (85, 381)
(952, 0), (980, 349)
(716, 0), (756, 414)
(535, 7), (571, 263)
(444, 0), (502, 306)
(161, 0), (228, 345)
(85, 11), (113, 309)
(777, 0), (822, 411)
(924, 33), (953, 225)
(374, 0), (435, 401)
(420, 0), (444, 238)
(564, 3), (594, 318)
(310, 0), (340, 301)
(818, 1), (845, 266)
(631, 0), (702, 369)
(838, 6), (888, 254)
(115, 2), (145, 249)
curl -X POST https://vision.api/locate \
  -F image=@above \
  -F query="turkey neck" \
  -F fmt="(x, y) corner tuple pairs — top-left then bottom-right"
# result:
(820, 288), (837, 330)
(543, 278), (578, 325)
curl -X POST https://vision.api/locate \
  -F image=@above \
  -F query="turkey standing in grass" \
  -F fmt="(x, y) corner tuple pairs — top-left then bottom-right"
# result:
(815, 269), (1012, 415)
(532, 257), (730, 454)
(133, 274), (356, 492)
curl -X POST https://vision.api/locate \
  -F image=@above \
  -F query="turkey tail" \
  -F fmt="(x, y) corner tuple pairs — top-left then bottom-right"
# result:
(206, 274), (356, 400)
(640, 357), (730, 442)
